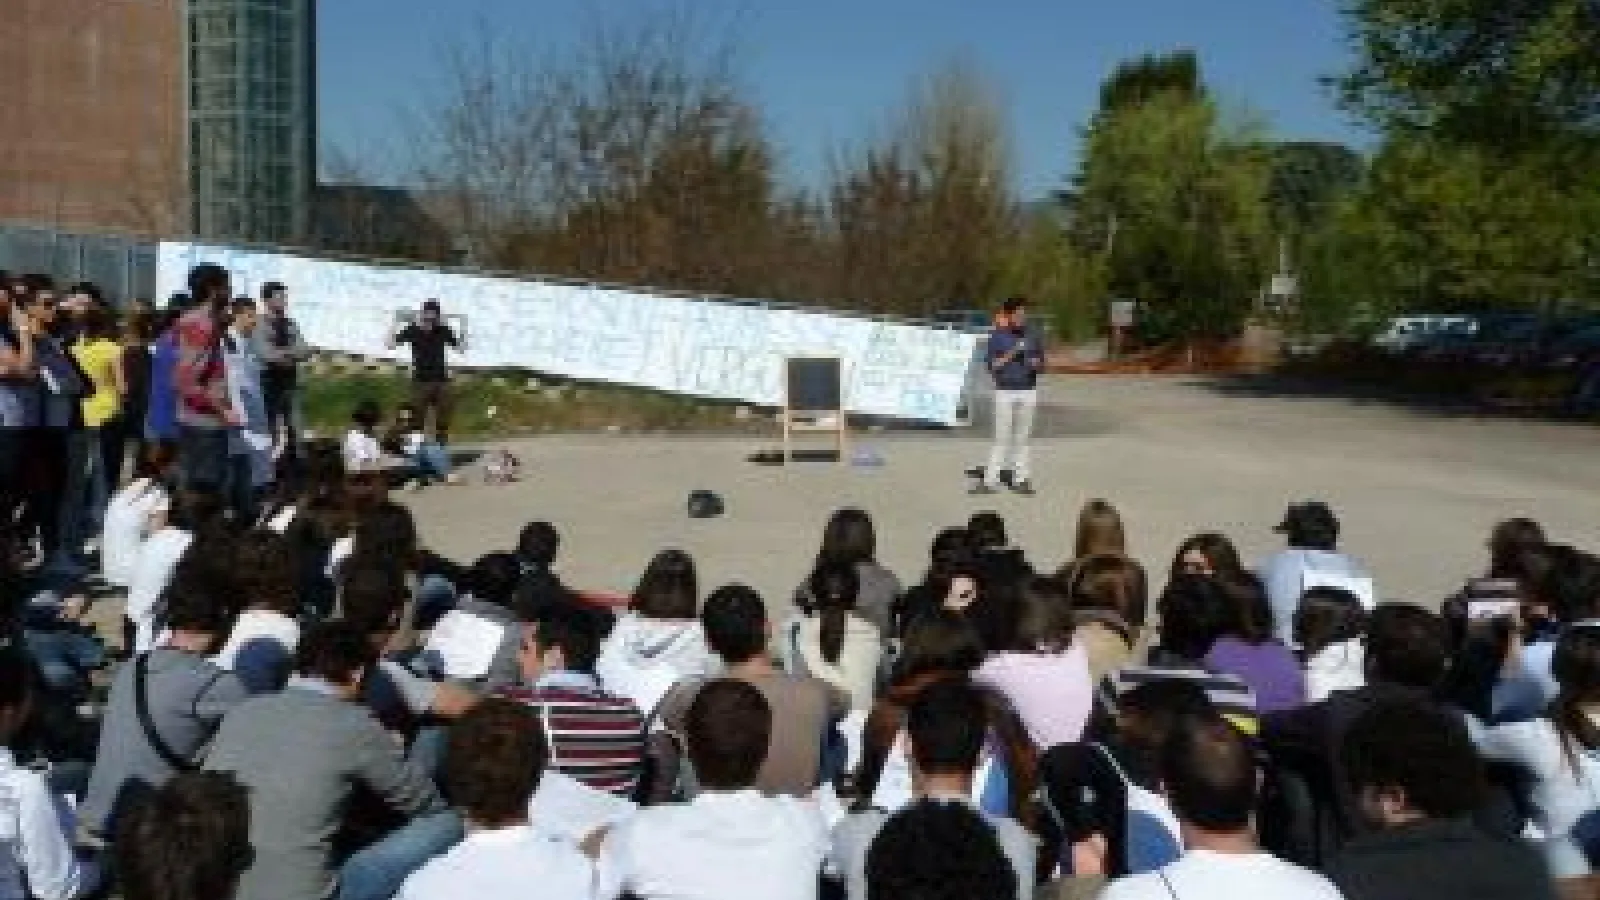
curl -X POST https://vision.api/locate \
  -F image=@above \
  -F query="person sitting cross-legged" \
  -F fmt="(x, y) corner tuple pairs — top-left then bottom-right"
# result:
(496, 602), (646, 798)
(660, 584), (847, 797)
(831, 678), (1038, 900)
(1099, 715), (1342, 900)
(1327, 699), (1556, 900)
(596, 679), (829, 900)
(395, 699), (594, 900)
(202, 620), (457, 900)
(865, 799), (1021, 900)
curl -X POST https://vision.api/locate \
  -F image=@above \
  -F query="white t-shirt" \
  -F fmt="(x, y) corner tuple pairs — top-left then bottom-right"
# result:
(1100, 849), (1343, 900)
(396, 824), (593, 900)
(343, 429), (383, 473)
(213, 610), (302, 672)
(0, 747), (97, 900)
(125, 528), (193, 653)
(101, 478), (167, 588)
(597, 789), (827, 900)
(1258, 549), (1374, 644)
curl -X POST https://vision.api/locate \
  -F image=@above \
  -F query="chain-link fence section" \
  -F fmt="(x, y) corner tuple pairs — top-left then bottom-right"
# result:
(0, 223), (157, 304)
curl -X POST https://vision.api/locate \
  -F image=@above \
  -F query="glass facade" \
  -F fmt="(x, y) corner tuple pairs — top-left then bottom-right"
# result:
(187, 0), (315, 243)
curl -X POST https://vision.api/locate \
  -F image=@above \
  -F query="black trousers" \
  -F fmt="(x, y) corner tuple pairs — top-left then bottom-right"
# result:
(410, 381), (454, 445)
(262, 367), (298, 451)
(178, 425), (232, 495)
(19, 428), (68, 555)
(0, 427), (21, 528)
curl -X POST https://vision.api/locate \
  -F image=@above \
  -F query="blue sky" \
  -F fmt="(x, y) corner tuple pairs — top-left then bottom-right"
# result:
(318, 0), (1365, 199)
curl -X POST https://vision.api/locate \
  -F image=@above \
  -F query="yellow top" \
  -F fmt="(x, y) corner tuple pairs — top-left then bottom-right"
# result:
(73, 338), (122, 427)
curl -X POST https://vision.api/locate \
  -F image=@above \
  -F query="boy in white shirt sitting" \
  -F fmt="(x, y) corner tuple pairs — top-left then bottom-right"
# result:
(396, 699), (594, 900)
(596, 679), (829, 900)
(0, 644), (98, 900)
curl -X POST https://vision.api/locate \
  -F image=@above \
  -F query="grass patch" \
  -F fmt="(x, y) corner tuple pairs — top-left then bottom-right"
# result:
(300, 372), (765, 438)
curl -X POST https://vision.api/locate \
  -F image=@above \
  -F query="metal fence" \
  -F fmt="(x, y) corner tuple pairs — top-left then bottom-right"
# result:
(0, 223), (157, 304)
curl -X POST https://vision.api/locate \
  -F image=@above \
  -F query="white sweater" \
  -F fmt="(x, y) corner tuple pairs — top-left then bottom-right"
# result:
(781, 614), (882, 712)
(1469, 714), (1600, 877)
(1303, 639), (1365, 702)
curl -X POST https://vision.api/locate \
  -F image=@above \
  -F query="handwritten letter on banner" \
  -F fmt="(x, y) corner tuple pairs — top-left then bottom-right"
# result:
(156, 243), (979, 425)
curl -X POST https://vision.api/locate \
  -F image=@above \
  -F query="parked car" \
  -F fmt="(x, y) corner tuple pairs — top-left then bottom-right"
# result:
(1544, 324), (1600, 369)
(1371, 315), (1475, 355)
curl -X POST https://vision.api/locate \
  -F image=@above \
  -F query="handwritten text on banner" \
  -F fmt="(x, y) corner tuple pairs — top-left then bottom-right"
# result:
(156, 243), (979, 424)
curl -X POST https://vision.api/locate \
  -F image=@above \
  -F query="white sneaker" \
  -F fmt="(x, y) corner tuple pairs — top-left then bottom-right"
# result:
(445, 473), (463, 486)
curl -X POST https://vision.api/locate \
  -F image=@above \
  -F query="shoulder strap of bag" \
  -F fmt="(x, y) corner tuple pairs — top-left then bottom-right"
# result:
(134, 653), (199, 773)
(1158, 868), (1180, 900)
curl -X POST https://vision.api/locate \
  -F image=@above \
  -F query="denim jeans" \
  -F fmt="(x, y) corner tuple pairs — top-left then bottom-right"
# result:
(408, 442), (452, 480)
(178, 425), (231, 494)
(336, 810), (463, 900)
(50, 429), (97, 574)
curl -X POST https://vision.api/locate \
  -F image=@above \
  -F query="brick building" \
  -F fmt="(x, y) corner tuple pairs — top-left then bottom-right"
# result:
(0, 0), (315, 243)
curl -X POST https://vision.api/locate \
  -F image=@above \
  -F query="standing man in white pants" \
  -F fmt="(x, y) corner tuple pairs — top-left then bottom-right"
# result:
(974, 297), (1043, 496)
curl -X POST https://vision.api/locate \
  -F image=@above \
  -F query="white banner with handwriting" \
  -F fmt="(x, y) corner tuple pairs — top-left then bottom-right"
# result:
(156, 243), (978, 424)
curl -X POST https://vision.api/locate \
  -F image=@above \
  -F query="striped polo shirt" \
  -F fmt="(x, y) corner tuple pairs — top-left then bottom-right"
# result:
(1099, 664), (1261, 735)
(498, 672), (646, 797)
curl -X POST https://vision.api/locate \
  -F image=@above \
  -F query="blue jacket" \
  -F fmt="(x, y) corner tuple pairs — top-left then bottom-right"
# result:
(985, 327), (1043, 390)
(145, 331), (179, 441)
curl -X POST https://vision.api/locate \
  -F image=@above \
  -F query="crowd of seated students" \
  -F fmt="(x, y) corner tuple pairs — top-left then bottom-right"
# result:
(7, 428), (1600, 900)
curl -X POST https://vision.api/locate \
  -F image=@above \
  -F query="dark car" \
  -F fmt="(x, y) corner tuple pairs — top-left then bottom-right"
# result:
(1544, 324), (1600, 369)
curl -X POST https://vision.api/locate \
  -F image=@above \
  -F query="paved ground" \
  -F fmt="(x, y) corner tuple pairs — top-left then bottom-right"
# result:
(404, 375), (1600, 616)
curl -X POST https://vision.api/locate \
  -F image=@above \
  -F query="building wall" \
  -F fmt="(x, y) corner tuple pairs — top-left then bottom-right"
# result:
(188, 0), (316, 244)
(0, 0), (188, 235)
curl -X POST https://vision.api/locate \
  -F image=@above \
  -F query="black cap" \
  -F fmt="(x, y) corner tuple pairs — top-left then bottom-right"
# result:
(1275, 501), (1338, 535)
(421, 299), (442, 313)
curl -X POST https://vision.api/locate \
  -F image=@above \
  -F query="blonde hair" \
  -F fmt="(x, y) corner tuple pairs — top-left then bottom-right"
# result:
(1074, 498), (1127, 560)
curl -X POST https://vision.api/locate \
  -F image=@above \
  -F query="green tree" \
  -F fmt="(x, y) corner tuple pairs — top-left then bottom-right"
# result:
(1073, 90), (1274, 341)
(1335, 0), (1600, 147)
(1302, 137), (1600, 316)
(1096, 50), (1205, 117)
(1265, 141), (1365, 232)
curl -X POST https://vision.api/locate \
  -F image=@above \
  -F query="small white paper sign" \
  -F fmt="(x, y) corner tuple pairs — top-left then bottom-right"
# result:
(421, 610), (507, 679)
(1302, 571), (1377, 609)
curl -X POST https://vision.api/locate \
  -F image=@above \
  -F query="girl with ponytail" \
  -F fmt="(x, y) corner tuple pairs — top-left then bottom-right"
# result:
(781, 560), (882, 710)
(1471, 625), (1600, 876)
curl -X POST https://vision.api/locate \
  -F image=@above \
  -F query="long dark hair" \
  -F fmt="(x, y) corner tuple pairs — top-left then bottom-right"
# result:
(1551, 626), (1600, 772)
(918, 527), (976, 596)
(808, 561), (861, 664)
(631, 548), (698, 620)
(1170, 532), (1245, 582)
(816, 508), (876, 570)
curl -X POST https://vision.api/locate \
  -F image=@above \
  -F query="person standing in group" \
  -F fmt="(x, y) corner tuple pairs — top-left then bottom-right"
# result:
(254, 282), (310, 458)
(68, 305), (125, 553)
(174, 264), (239, 496)
(974, 297), (1043, 496)
(0, 275), (37, 528)
(144, 307), (183, 459)
(223, 298), (272, 522)
(111, 309), (155, 491)
(387, 299), (462, 447)
(22, 281), (89, 576)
